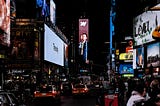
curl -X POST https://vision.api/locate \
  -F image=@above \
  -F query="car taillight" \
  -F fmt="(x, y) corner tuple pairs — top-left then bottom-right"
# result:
(84, 88), (88, 91)
(34, 91), (39, 94)
(52, 90), (56, 94)
(72, 88), (77, 91)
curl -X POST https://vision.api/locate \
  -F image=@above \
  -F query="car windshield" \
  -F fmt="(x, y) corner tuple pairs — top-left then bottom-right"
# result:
(39, 86), (52, 92)
(74, 85), (85, 88)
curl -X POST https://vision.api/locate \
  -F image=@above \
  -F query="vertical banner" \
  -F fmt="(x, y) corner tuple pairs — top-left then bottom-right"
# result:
(79, 19), (89, 64)
(0, 0), (10, 46)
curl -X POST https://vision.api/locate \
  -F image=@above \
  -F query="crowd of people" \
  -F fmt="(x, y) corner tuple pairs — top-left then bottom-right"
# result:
(126, 77), (160, 106)
(95, 75), (160, 106)
(112, 76), (160, 106)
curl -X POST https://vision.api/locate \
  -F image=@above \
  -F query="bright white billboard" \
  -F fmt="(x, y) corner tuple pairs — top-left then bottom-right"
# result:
(133, 11), (160, 46)
(44, 24), (64, 66)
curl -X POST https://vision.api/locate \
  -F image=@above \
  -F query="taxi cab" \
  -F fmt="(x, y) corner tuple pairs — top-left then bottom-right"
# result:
(34, 84), (61, 102)
(72, 83), (89, 96)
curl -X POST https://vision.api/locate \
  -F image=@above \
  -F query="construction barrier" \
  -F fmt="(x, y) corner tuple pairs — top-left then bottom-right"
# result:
(104, 93), (118, 106)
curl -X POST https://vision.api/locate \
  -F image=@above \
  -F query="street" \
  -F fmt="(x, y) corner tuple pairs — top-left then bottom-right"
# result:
(29, 95), (97, 106)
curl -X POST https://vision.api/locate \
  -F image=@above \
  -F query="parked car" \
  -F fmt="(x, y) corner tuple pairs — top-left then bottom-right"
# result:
(0, 90), (24, 106)
(34, 84), (61, 103)
(72, 83), (89, 96)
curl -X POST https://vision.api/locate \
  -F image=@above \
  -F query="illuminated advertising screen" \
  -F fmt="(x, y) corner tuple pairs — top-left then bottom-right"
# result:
(119, 63), (134, 74)
(133, 10), (160, 46)
(10, 26), (35, 60)
(36, 0), (50, 19)
(0, 0), (10, 46)
(147, 42), (160, 68)
(64, 43), (68, 68)
(125, 40), (133, 53)
(133, 47), (144, 69)
(78, 19), (89, 64)
(119, 52), (133, 60)
(44, 24), (64, 66)
(10, 0), (16, 22)
(50, 0), (56, 25)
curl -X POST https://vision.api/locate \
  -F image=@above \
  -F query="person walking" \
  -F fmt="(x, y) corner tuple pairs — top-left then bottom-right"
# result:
(126, 82), (146, 106)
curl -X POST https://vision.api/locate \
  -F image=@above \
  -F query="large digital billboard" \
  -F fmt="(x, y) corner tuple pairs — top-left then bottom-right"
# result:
(36, 0), (50, 20)
(133, 10), (160, 46)
(78, 19), (89, 64)
(44, 24), (64, 66)
(10, 26), (35, 60)
(147, 42), (160, 68)
(0, 0), (10, 46)
(64, 43), (68, 68)
(50, 0), (56, 25)
(119, 63), (134, 74)
(133, 47), (144, 69)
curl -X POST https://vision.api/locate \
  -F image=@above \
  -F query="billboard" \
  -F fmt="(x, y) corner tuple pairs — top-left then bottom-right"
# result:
(64, 43), (68, 68)
(10, 26), (35, 59)
(50, 0), (56, 25)
(147, 42), (160, 68)
(78, 19), (89, 64)
(133, 11), (160, 46)
(0, 0), (10, 46)
(119, 63), (134, 74)
(36, 0), (56, 23)
(10, 0), (16, 22)
(125, 40), (133, 53)
(44, 24), (64, 66)
(133, 47), (144, 69)
(36, 0), (50, 20)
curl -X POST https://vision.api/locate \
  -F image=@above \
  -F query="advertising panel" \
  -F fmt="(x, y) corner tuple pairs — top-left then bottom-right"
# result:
(36, 0), (50, 20)
(50, 0), (56, 25)
(9, 25), (37, 69)
(119, 63), (134, 74)
(133, 47), (144, 69)
(125, 40), (133, 53)
(78, 19), (89, 64)
(147, 42), (160, 68)
(10, 26), (35, 59)
(64, 43), (68, 68)
(44, 24), (64, 66)
(10, 0), (16, 22)
(0, 0), (10, 46)
(133, 11), (160, 46)
(119, 52), (133, 60)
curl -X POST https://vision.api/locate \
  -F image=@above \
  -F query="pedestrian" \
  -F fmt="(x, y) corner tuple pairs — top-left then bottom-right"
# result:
(126, 82), (146, 106)
(144, 79), (160, 106)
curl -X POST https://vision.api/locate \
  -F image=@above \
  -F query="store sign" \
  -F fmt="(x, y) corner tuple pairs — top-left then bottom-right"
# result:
(0, 54), (5, 58)
(119, 52), (133, 60)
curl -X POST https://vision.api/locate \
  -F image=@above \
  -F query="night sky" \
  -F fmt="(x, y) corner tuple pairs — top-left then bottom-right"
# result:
(53, 0), (157, 67)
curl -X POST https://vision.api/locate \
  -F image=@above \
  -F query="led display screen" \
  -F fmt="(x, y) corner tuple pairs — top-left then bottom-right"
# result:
(78, 19), (89, 64)
(133, 47), (144, 69)
(147, 42), (160, 67)
(44, 24), (64, 66)
(0, 0), (10, 46)
(119, 63), (134, 74)
(50, 0), (56, 25)
(133, 10), (160, 46)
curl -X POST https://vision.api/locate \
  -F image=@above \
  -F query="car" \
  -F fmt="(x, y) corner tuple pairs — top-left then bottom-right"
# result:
(34, 84), (61, 102)
(72, 83), (89, 96)
(0, 90), (24, 106)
